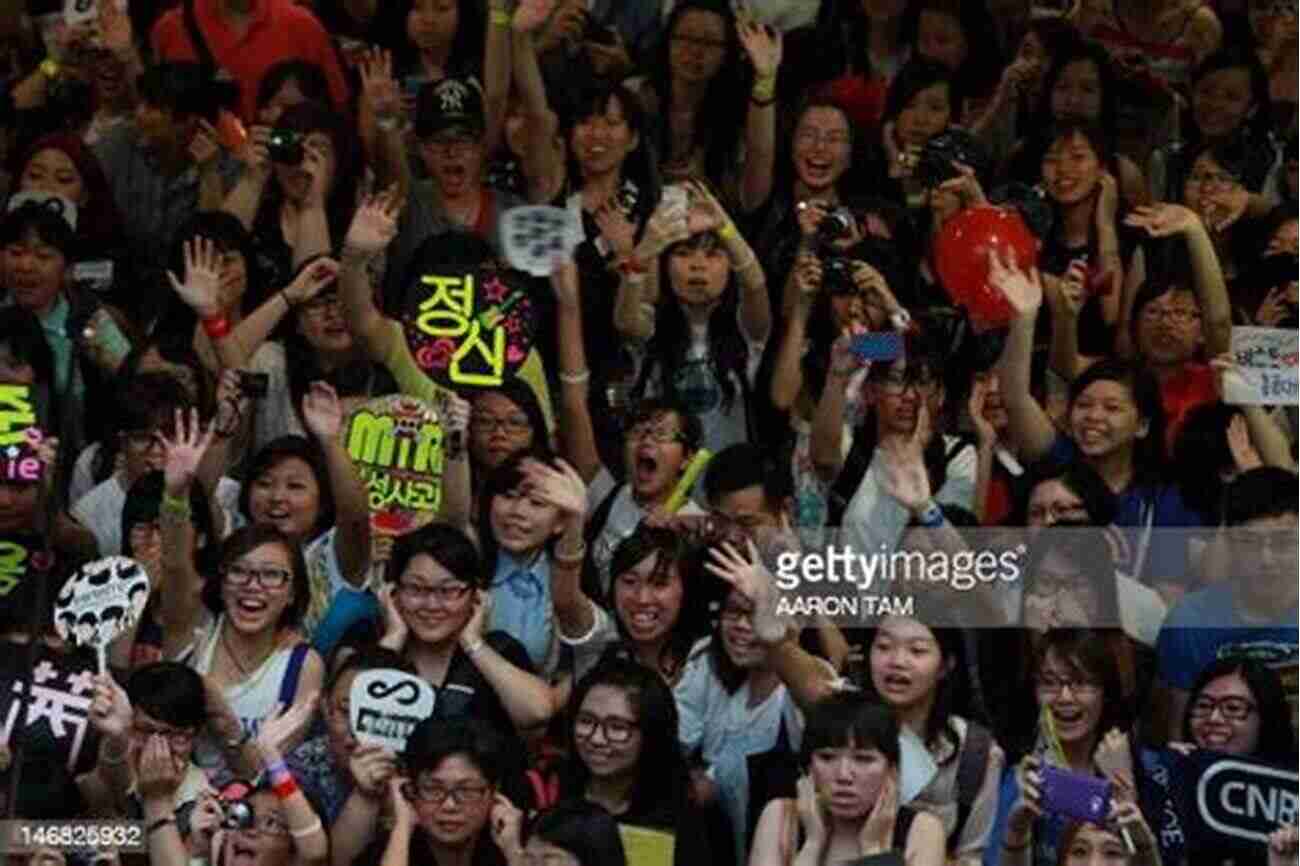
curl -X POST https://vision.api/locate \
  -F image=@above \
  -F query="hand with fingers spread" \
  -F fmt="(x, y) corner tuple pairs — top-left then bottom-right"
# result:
(168, 236), (224, 319)
(377, 583), (409, 650)
(795, 774), (830, 852)
(638, 194), (691, 259)
(1124, 203), (1202, 238)
(283, 258), (340, 307)
(160, 408), (216, 496)
(704, 539), (788, 646)
(522, 458), (588, 530)
(686, 180), (731, 237)
(1255, 282), (1297, 326)
(350, 744), (400, 800)
(344, 192), (402, 259)
(88, 673), (132, 739)
(593, 200), (637, 257)
(988, 247), (1043, 316)
(359, 49), (400, 125)
(255, 692), (320, 765)
(737, 17), (782, 82)
(858, 772), (899, 855)
(1226, 413), (1263, 472)
(302, 381), (344, 442)
(189, 120), (221, 169)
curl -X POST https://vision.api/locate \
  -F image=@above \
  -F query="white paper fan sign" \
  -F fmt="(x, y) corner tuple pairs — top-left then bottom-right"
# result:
(53, 556), (150, 673)
(349, 669), (436, 752)
(501, 206), (582, 277)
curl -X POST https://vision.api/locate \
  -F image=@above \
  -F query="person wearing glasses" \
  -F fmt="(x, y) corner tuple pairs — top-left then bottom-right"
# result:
(376, 522), (553, 740)
(360, 718), (517, 866)
(1176, 658), (1296, 765)
(70, 373), (191, 556)
(556, 658), (715, 865)
(987, 629), (1136, 866)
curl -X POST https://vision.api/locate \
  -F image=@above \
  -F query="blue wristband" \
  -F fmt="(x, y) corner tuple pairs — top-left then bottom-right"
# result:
(917, 502), (944, 528)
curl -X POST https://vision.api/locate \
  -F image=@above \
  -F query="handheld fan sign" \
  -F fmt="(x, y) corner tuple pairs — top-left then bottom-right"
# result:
(54, 556), (150, 673)
(501, 206), (583, 277)
(349, 669), (436, 753)
(345, 394), (446, 536)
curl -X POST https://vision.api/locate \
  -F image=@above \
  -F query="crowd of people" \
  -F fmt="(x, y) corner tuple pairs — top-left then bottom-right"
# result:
(0, 0), (1296, 864)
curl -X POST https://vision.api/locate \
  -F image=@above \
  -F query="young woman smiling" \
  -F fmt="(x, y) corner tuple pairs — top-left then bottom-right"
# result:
(556, 658), (714, 864)
(748, 694), (946, 865)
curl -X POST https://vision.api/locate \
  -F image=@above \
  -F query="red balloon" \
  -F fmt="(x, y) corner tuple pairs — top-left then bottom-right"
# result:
(933, 205), (1039, 331)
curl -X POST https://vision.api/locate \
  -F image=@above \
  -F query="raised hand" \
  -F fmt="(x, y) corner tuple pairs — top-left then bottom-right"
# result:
(88, 673), (132, 739)
(737, 17), (782, 81)
(489, 793), (525, 859)
(686, 180), (730, 236)
(1124, 203), (1201, 238)
(284, 258), (340, 307)
(1269, 825), (1299, 866)
(359, 49), (400, 125)
(255, 692), (320, 764)
(1094, 171), (1119, 226)
(513, 0), (555, 34)
(639, 193), (691, 257)
(938, 161), (986, 206)
(988, 247), (1043, 315)
(522, 458), (588, 525)
(1094, 728), (1135, 798)
(159, 407), (215, 495)
(1227, 413), (1263, 472)
(792, 253), (823, 303)
(704, 539), (787, 646)
(460, 590), (491, 649)
(302, 381), (344, 442)
(349, 744), (400, 799)
(1255, 282), (1297, 326)
(344, 192), (401, 257)
(301, 141), (330, 207)
(167, 236), (223, 318)
(593, 200), (636, 257)
(795, 200), (828, 239)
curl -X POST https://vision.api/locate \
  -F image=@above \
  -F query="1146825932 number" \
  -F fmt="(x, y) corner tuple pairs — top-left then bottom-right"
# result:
(0, 820), (147, 853)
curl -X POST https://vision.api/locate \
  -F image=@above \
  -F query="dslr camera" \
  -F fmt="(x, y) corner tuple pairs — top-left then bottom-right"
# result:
(267, 128), (304, 165)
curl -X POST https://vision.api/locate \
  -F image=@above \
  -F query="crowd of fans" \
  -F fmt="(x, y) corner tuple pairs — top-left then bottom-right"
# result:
(0, 0), (1296, 863)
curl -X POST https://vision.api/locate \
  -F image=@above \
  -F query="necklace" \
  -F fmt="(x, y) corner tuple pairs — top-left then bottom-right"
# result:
(221, 624), (272, 680)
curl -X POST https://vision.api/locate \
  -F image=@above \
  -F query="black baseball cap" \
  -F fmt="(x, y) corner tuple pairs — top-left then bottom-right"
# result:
(415, 76), (486, 140)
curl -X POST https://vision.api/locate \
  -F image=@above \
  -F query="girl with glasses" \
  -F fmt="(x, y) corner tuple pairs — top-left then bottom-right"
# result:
(1177, 658), (1296, 765)
(556, 658), (715, 865)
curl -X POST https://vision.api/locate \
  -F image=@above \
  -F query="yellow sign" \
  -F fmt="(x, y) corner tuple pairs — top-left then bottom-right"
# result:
(344, 395), (444, 536)
(619, 824), (675, 866)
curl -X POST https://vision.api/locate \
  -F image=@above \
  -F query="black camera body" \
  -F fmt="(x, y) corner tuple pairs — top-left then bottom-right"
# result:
(237, 371), (270, 399)
(267, 128), (304, 165)
(816, 207), (855, 244)
(822, 257), (856, 295)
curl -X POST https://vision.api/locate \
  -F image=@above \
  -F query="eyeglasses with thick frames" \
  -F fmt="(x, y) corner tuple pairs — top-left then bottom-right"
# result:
(574, 712), (638, 744)
(1189, 696), (1257, 721)
(223, 562), (292, 590)
(396, 581), (473, 605)
(1035, 675), (1100, 697)
(625, 423), (684, 444)
(406, 780), (491, 807)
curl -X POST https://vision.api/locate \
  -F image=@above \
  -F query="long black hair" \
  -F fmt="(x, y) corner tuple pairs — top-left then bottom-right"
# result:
(900, 0), (1004, 104)
(636, 233), (751, 421)
(562, 82), (663, 230)
(563, 658), (690, 828)
(648, 0), (747, 184)
(373, 0), (486, 81)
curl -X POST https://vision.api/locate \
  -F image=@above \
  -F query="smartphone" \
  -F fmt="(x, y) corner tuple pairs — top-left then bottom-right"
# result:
(849, 333), (904, 362)
(1038, 765), (1111, 823)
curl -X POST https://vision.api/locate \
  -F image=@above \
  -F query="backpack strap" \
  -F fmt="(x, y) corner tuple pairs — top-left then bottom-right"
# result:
(182, 0), (217, 75)
(277, 643), (311, 706)
(580, 482), (624, 606)
(949, 721), (993, 852)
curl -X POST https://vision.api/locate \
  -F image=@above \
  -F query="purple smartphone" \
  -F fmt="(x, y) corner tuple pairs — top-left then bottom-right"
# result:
(1039, 766), (1111, 823)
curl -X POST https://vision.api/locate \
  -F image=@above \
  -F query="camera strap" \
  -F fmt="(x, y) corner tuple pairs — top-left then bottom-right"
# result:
(183, 0), (219, 78)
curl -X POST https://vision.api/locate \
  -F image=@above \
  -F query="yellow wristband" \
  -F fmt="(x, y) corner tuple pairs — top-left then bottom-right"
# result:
(718, 222), (739, 241)
(752, 76), (776, 102)
(490, 9), (510, 26)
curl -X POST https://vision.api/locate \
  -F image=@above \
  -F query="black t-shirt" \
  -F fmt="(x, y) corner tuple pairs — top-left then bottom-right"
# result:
(431, 631), (534, 746)
(353, 827), (506, 866)
(0, 640), (101, 819)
